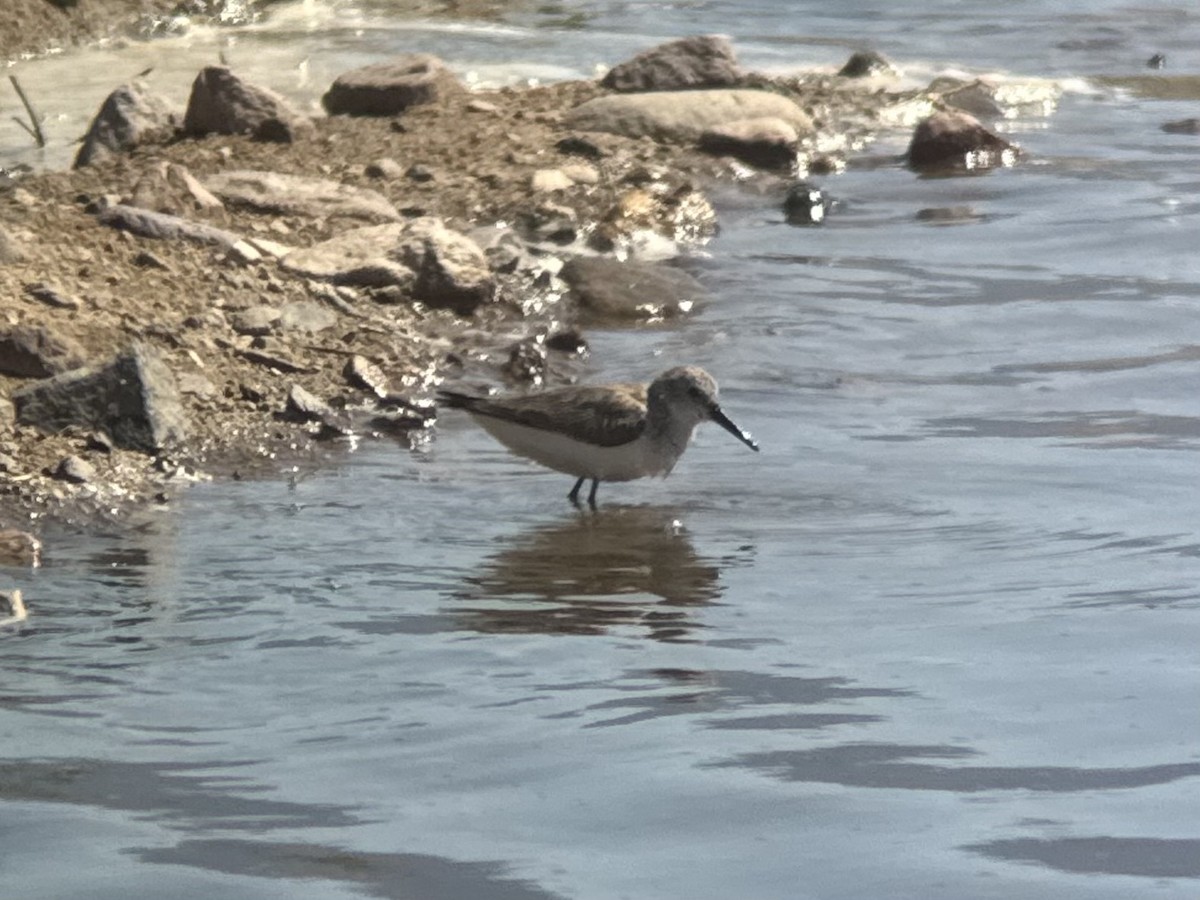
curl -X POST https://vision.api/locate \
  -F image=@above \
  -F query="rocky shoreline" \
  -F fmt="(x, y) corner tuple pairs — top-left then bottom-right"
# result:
(0, 21), (1029, 545)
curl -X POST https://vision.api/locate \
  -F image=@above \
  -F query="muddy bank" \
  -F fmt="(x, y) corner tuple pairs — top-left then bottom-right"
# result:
(0, 25), (1024, 531)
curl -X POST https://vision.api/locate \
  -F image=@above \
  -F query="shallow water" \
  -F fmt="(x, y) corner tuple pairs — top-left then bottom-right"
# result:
(5, 1), (1200, 897)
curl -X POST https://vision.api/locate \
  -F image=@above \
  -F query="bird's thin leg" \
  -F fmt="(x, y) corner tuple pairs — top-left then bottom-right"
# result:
(587, 479), (600, 509)
(568, 476), (586, 506)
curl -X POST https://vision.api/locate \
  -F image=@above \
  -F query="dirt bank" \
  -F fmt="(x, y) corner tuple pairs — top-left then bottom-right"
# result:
(0, 19), (935, 530)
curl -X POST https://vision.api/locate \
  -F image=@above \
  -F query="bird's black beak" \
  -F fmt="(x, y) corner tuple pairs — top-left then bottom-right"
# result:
(711, 405), (759, 451)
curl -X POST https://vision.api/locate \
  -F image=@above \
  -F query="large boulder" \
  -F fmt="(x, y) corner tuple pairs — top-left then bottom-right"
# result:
(906, 110), (1018, 172)
(0, 325), (87, 378)
(566, 89), (812, 143)
(203, 170), (400, 223)
(601, 35), (742, 92)
(12, 344), (186, 454)
(184, 66), (311, 141)
(322, 54), (460, 116)
(282, 220), (495, 315)
(74, 80), (180, 169)
(560, 256), (705, 320)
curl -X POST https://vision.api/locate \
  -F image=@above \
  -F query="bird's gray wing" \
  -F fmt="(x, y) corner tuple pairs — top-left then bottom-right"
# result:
(450, 384), (648, 447)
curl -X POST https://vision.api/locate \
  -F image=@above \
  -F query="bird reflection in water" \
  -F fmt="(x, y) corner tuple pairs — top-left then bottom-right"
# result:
(451, 506), (738, 642)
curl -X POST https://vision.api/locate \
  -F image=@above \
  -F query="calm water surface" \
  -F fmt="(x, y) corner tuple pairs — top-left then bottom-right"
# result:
(4, 1), (1200, 897)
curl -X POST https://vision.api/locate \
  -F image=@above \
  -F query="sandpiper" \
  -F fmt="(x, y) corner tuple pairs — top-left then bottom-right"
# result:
(437, 365), (759, 507)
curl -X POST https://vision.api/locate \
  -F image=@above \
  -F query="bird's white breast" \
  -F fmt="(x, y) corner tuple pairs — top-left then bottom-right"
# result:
(469, 414), (680, 482)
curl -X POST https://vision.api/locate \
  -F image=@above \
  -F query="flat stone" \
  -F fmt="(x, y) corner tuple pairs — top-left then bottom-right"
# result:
(184, 66), (312, 141)
(52, 455), (96, 484)
(12, 344), (186, 454)
(203, 170), (400, 223)
(0, 226), (25, 264)
(75, 80), (180, 168)
(601, 35), (742, 93)
(566, 89), (813, 144)
(322, 54), (461, 117)
(279, 300), (336, 334)
(282, 219), (495, 314)
(228, 305), (280, 336)
(24, 282), (79, 310)
(560, 256), (705, 320)
(531, 169), (574, 192)
(97, 204), (241, 248)
(365, 158), (405, 179)
(698, 116), (799, 169)
(0, 325), (87, 378)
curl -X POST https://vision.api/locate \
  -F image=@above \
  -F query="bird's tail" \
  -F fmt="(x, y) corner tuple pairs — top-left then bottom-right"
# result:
(435, 389), (479, 410)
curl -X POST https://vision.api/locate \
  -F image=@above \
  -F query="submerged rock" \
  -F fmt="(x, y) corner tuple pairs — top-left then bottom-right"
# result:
(566, 89), (812, 144)
(601, 35), (742, 93)
(561, 256), (705, 321)
(906, 110), (1018, 172)
(838, 50), (896, 78)
(782, 181), (827, 225)
(0, 531), (40, 568)
(12, 344), (186, 454)
(74, 80), (180, 169)
(322, 54), (460, 117)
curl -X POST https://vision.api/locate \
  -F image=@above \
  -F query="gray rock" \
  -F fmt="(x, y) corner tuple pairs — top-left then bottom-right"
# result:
(601, 35), (742, 93)
(12, 344), (186, 454)
(24, 282), (79, 310)
(0, 226), (25, 264)
(0, 325), (87, 378)
(282, 220), (495, 314)
(906, 110), (1019, 172)
(395, 219), (496, 315)
(838, 50), (895, 78)
(566, 89), (812, 143)
(97, 204), (241, 248)
(52, 455), (96, 484)
(698, 116), (799, 169)
(283, 384), (353, 437)
(203, 170), (400, 223)
(343, 355), (389, 398)
(184, 66), (312, 141)
(281, 224), (415, 287)
(228, 305), (281, 336)
(560, 256), (705, 320)
(74, 80), (180, 169)
(126, 161), (224, 215)
(365, 158), (405, 179)
(283, 384), (332, 422)
(279, 300), (336, 334)
(322, 54), (460, 117)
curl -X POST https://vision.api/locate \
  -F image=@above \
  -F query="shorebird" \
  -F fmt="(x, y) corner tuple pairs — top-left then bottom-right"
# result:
(437, 365), (759, 507)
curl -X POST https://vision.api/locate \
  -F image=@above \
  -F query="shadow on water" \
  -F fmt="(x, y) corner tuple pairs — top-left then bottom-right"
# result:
(0, 758), (361, 830)
(134, 839), (566, 900)
(548, 667), (911, 730)
(449, 506), (747, 642)
(710, 743), (1200, 792)
(964, 836), (1200, 879)
(0, 758), (565, 898)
